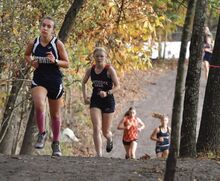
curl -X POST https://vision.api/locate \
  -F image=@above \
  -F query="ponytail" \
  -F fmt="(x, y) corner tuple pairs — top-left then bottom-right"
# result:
(152, 112), (167, 120)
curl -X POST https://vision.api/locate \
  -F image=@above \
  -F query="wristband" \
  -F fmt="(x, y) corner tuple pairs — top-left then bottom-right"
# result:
(55, 59), (59, 65)
(107, 90), (113, 95)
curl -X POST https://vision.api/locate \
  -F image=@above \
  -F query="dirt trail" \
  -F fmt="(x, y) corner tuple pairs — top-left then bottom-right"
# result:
(0, 153), (219, 181)
(104, 65), (206, 159)
(0, 64), (219, 181)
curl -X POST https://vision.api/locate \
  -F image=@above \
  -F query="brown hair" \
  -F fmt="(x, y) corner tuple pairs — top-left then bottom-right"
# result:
(41, 16), (56, 29)
(124, 107), (135, 117)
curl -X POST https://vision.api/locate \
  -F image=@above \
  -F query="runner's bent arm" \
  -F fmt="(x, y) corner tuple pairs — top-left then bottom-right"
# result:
(117, 117), (132, 130)
(51, 40), (69, 68)
(107, 66), (120, 94)
(137, 118), (145, 131)
(117, 118), (126, 130)
(150, 128), (160, 142)
(82, 68), (91, 104)
(25, 41), (38, 68)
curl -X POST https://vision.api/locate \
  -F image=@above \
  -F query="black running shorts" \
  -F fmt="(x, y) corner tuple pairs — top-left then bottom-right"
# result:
(90, 95), (115, 113)
(155, 145), (170, 153)
(122, 139), (137, 145)
(31, 78), (64, 100)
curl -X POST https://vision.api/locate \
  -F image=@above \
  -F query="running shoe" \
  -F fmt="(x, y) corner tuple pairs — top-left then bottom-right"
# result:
(106, 139), (113, 153)
(51, 141), (62, 156)
(35, 132), (47, 149)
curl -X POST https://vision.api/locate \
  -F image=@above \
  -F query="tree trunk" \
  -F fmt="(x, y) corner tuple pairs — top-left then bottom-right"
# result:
(0, 115), (16, 155)
(164, 0), (196, 180)
(163, 31), (167, 60)
(158, 34), (162, 60)
(179, 0), (207, 158)
(0, 64), (30, 154)
(20, 104), (37, 155)
(58, 0), (85, 43)
(197, 16), (220, 154)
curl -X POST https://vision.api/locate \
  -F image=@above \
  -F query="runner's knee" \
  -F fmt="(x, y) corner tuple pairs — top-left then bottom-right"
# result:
(93, 126), (102, 135)
(102, 130), (112, 139)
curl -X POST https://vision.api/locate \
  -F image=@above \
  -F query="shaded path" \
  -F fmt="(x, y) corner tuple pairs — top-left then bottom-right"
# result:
(104, 66), (207, 159)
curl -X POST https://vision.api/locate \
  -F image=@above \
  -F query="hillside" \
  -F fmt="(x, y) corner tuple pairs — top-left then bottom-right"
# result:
(0, 154), (219, 181)
(0, 61), (219, 181)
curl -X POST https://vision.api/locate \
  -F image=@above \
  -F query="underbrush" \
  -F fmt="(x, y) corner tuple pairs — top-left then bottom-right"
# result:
(197, 152), (220, 161)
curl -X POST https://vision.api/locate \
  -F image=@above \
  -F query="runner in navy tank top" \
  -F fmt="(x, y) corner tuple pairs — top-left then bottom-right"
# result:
(31, 36), (64, 99)
(155, 126), (170, 154)
(202, 26), (213, 79)
(25, 16), (69, 156)
(150, 113), (171, 158)
(90, 64), (115, 113)
(82, 47), (120, 157)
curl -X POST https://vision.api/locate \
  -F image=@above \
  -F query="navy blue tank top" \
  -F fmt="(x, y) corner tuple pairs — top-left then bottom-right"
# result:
(90, 64), (113, 95)
(32, 36), (63, 81)
(156, 127), (170, 146)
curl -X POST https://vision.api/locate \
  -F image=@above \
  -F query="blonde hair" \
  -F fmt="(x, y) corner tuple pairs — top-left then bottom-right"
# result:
(93, 47), (111, 63)
(152, 112), (168, 120)
(93, 47), (107, 55)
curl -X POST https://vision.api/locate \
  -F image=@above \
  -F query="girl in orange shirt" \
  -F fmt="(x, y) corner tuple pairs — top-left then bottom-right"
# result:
(117, 107), (145, 159)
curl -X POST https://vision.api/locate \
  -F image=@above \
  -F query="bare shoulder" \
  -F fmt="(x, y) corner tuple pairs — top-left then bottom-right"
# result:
(82, 67), (92, 83)
(168, 127), (171, 132)
(154, 127), (160, 132)
(86, 66), (92, 73)
(84, 67), (92, 76)
(107, 65), (117, 77)
(25, 40), (35, 53)
(107, 64), (116, 72)
(27, 40), (34, 47)
(56, 39), (65, 48)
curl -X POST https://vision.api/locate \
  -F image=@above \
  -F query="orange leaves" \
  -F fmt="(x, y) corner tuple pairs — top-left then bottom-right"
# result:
(70, 0), (175, 73)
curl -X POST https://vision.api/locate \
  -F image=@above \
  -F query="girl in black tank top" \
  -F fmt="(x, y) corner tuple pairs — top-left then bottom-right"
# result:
(25, 16), (69, 157)
(82, 47), (120, 157)
(90, 64), (113, 96)
(150, 112), (171, 158)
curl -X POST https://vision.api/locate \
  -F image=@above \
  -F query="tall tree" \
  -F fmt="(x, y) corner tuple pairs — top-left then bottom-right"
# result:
(58, 0), (85, 43)
(197, 15), (220, 154)
(164, 0), (196, 180)
(179, 0), (208, 157)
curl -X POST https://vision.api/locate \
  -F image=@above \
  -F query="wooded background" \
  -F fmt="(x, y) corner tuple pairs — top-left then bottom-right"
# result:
(0, 1), (219, 167)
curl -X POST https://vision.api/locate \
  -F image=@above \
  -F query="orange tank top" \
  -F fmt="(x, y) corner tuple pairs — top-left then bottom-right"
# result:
(123, 116), (138, 142)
